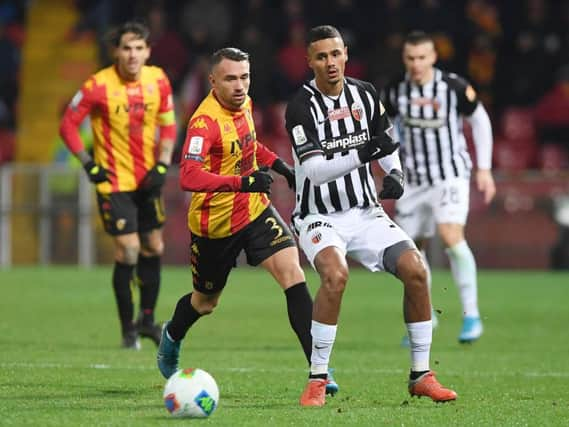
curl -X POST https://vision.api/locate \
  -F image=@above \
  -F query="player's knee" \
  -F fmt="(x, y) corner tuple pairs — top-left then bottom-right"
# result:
(195, 298), (218, 316)
(143, 240), (164, 257)
(407, 265), (428, 292)
(438, 224), (464, 247)
(191, 291), (220, 316)
(276, 263), (305, 288)
(321, 266), (349, 294)
(120, 244), (140, 265)
(398, 250), (428, 288)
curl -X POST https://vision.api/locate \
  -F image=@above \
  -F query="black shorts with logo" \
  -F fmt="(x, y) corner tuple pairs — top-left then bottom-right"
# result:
(96, 190), (166, 236)
(190, 205), (296, 294)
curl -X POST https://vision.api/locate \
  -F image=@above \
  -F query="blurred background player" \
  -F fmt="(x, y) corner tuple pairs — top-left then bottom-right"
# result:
(381, 31), (495, 343)
(59, 21), (176, 349)
(286, 25), (456, 406)
(156, 47), (338, 396)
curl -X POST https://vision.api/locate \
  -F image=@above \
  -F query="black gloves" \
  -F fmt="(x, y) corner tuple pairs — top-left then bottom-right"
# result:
(357, 135), (400, 164)
(241, 167), (274, 194)
(141, 161), (169, 193)
(83, 160), (109, 184)
(379, 169), (404, 200)
(271, 158), (295, 190)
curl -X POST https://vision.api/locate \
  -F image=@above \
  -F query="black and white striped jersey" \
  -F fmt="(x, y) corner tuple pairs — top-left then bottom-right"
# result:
(285, 77), (392, 218)
(381, 68), (479, 187)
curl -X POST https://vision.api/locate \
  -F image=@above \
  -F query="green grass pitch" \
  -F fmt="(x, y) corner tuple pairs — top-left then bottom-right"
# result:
(0, 267), (568, 426)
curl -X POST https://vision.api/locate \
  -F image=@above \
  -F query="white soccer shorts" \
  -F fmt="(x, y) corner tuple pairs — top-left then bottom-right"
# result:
(293, 207), (415, 272)
(395, 177), (470, 240)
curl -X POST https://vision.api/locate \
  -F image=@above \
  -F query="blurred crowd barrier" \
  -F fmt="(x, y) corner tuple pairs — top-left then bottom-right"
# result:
(1, 164), (568, 270)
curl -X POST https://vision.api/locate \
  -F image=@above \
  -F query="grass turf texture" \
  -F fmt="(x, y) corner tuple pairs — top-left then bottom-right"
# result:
(0, 267), (568, 426)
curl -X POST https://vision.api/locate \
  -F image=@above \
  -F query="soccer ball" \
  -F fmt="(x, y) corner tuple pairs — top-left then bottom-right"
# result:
(163, 368), (219, 418)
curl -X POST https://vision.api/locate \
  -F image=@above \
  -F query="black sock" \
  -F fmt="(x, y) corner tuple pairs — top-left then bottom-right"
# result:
(284, 282), (313, 365)
(409, 370), (430, 380)
(112, 262), (135, 333)
(167, 293), (202, 341)
(136, 255), (161, 325)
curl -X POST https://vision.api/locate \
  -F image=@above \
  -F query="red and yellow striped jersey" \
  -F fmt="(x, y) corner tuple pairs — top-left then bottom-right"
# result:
(179, 91), (278, 238)
(60, 65), (176, 194)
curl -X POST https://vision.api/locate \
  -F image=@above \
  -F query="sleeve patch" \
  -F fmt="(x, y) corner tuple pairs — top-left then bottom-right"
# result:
(188, 136), (204, 154)
(292, 125), (308, 146)
(465, 85), (477, 102)
(184, 154), (204, 162)
(70, 90), (84, 111)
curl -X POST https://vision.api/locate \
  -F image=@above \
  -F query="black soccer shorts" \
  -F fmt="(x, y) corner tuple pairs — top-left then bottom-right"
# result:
(190, 205), (296, 294)
(96, 190), (166, 236)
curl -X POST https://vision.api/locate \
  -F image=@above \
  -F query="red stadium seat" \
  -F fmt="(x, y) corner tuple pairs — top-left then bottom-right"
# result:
(252, 107), (265, 136)
(266, 102), (288, 138)
(0, 130), (16, 163)
(500, 107), (537, 141)
(493, 136), (537, 171)
(263, 134), (293, 163)
(538, 143), (569, 172)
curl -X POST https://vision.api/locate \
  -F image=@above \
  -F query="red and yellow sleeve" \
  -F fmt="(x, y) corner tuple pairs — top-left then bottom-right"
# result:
(179, 114), (241, 192)
(255, 141), (278, 167)
(157, 71), (176, 140)
(59, 77), (100, 154)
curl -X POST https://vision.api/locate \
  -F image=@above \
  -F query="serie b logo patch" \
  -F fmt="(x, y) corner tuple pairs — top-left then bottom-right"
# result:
(311, 232), (322, 244)
(292, 125), (308, 146)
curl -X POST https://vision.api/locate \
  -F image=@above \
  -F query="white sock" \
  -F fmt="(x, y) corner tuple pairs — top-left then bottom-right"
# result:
(310, 320), (337, 376)
(446, 240), (480, 318)
(406, 320), (432, 372)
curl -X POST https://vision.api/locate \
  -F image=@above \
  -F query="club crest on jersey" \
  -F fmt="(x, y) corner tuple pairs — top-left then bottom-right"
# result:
(351, 102), (364, 121)
(311, 232), (322, 244)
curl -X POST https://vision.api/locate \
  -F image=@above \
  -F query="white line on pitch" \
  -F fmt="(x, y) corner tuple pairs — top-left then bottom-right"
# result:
(1, 362), (568, 378)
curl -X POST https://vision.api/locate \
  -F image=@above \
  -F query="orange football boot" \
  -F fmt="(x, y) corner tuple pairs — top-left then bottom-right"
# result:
(299, 379), (326, 407)
(408, 371), (457, 402)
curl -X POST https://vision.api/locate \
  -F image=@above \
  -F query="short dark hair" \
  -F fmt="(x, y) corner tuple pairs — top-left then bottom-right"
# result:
(306, 25), (343, 47)
(210, 47), (250, 68)
(109, 21), (150, 47)
(404, 30), (434, 46)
